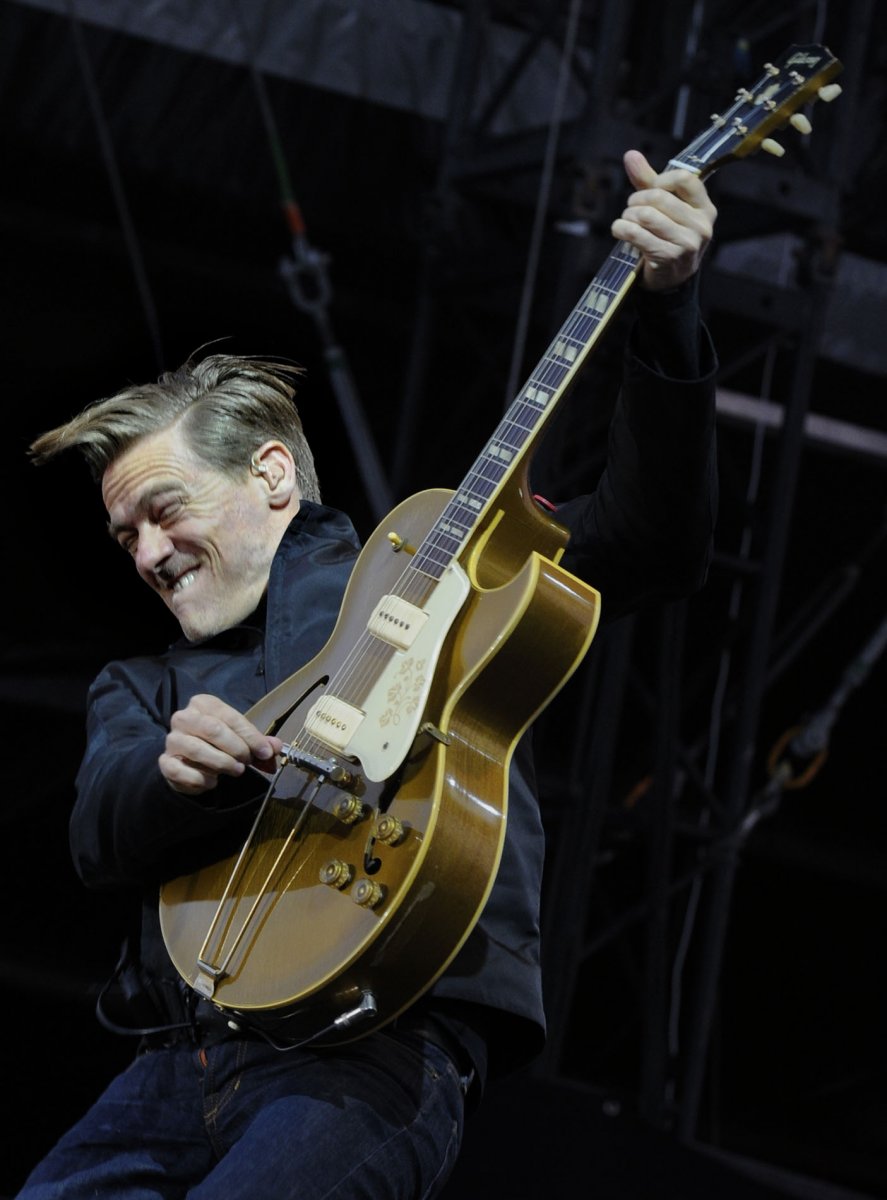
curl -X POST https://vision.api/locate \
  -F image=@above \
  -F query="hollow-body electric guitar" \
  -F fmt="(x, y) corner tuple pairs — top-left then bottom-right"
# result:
(160, 44), (842, 1045)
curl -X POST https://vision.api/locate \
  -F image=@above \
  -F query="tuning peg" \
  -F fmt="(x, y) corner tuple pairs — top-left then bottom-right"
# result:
(818, 83), (842, 102)
(790, 113), (812, 135)
(761, 138), (785, 157)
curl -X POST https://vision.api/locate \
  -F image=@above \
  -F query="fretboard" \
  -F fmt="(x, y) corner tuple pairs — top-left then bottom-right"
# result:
(411, 240), (643, 580)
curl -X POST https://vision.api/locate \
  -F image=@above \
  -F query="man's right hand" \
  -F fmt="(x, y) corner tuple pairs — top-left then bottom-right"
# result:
(160, 693), (283, 795)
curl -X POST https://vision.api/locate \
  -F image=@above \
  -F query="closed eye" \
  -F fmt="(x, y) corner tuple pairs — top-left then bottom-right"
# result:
(156, 499), (185, 525)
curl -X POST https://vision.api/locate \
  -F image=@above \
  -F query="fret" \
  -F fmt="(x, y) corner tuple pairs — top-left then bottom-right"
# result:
(487, 442), (515, 463)
(549, 337), (581, 364)
(501, 409), (540, 436)
(523, 385), (554, 410)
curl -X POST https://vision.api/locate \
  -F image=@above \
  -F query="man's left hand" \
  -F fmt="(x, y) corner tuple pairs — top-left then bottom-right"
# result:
(611, 149), (717, 292)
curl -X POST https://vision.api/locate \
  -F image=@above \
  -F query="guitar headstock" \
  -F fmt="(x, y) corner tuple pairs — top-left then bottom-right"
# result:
(670, 44), (843, 179)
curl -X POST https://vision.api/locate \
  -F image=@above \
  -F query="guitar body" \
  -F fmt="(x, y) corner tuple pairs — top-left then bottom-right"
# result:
(160, 482), (601, 1042)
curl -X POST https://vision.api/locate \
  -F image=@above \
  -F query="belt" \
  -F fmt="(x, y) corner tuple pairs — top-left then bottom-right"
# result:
(392, 1011), (475, 1082)
(189, 999), (475, 1086)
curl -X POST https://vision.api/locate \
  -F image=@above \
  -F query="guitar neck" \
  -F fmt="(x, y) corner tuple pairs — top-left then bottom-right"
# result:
(412, 240), (643, 579)
(408, 41), (843, 583)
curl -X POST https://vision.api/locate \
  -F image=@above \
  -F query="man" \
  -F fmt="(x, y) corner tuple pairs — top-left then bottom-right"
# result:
(18, 150), (717, 1199)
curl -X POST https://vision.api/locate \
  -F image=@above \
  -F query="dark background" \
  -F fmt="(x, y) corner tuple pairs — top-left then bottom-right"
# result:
(1, 1), (886, 1197)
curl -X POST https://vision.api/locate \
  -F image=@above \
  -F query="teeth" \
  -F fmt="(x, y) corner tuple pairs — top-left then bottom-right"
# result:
(172, 571), (197, 593)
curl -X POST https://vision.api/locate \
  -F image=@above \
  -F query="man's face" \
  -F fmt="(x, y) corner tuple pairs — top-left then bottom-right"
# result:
(102, 425), (281, 641)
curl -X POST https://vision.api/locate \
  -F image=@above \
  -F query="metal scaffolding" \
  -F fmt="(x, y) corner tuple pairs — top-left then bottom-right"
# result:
(380, 0), (881, 1162)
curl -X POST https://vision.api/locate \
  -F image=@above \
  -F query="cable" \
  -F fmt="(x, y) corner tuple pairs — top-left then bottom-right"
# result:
(770, 611), (887, 784)
(667, 333), (777, 1067)
(768, 516), (887, 686)
(64, 0), (165, 373)
(228, 0), (394, 521)
(226, 0), (303, 241)
(504, 0), (585, 406)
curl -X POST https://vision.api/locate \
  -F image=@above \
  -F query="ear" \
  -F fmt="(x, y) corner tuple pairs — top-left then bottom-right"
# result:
(249, 441), (299, 509)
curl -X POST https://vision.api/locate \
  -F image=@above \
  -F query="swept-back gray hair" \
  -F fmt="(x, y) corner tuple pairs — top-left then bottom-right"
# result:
(30, 352), (321, 502)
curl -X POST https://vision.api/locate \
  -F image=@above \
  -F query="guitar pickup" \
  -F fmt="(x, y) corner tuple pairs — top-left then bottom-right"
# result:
(367, 595), (428, 651)
(305, 696), (365, 753)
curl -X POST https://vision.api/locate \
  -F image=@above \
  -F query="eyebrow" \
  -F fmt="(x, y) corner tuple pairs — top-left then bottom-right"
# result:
(107, 484), (183, 542)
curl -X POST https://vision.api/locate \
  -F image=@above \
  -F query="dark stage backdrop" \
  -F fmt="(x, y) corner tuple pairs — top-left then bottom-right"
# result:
(2, 2), (886, 1197)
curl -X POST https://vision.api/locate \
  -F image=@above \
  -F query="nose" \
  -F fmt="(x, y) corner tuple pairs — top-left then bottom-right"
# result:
(134, 523), (175, 578)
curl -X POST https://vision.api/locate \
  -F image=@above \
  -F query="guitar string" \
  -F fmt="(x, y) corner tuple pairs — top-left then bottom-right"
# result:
(203, 777), (328, 979)
(287, 248), (641, 744)
(196, 759), (288, 967)
(367, 256), (636, 598)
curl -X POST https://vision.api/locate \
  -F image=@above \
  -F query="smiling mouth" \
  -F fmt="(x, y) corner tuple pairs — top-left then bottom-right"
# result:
(168, 568), (198, 595)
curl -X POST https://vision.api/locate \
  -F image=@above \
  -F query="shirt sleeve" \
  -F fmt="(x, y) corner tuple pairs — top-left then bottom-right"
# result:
(555, 281), (719, 621)
(70, 659), (264, 889)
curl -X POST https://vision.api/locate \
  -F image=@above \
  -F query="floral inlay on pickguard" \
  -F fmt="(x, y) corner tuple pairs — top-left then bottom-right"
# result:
(379, 658), (427, 727)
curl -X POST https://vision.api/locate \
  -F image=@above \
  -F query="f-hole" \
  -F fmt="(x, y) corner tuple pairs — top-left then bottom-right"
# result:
(264, 677), (328, 738)
(363, 760), (407, 874)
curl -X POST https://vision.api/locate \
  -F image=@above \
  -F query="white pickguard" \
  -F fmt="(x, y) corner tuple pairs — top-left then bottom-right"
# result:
(304, 562), (471, 781)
